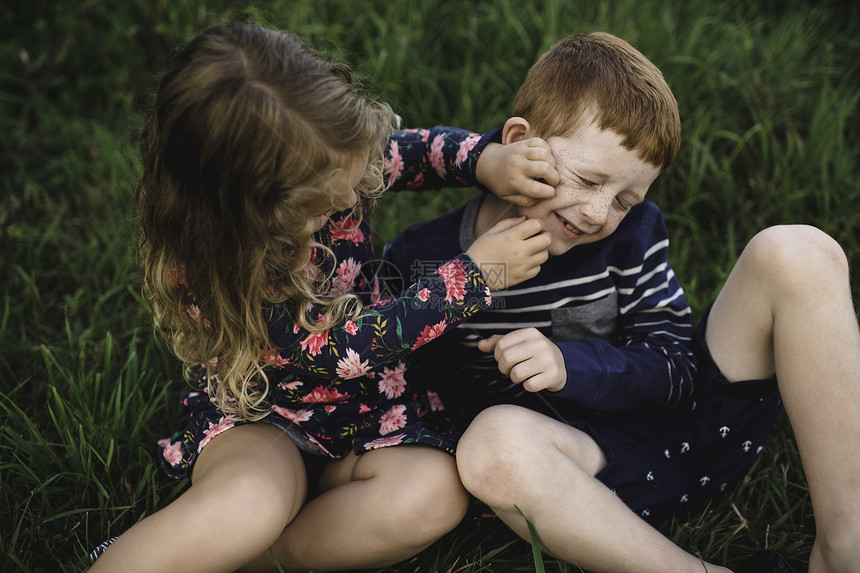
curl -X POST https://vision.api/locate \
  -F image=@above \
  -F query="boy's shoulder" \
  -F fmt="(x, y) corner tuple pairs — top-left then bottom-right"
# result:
(385, 199), (473, 260)
(615, 199), (667, 239)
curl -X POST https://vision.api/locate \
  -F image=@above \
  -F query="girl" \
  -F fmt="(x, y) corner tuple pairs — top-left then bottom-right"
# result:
(90, 23), (554, 572)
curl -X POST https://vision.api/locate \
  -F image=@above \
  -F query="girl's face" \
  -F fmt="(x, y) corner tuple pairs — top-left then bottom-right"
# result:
(310, 155), (368, 231)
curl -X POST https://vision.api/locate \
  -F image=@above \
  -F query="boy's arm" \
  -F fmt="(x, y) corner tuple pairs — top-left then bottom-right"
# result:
(385, 127), (555, 204)
(480, 308), (695, 413)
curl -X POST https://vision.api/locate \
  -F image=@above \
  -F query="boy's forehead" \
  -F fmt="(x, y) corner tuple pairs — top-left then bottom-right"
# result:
(547, 125), (653, 176)
(542, 124), (661, 205)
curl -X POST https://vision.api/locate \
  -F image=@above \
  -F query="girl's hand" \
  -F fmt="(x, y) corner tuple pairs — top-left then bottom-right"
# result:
(466, 216), (549, 291)
(475, 139), (559, 207)
(478, 328), (567, 392)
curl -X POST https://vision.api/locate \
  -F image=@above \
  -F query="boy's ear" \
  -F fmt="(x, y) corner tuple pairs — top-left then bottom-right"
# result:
(502, 117), (532, 144)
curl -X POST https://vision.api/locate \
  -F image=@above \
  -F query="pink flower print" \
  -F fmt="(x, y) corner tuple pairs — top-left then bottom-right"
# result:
(417, 288), (430, 302)
(420, 129), (430, 142)
(455, 134), (480, 167)
(324, 405), (336, 413)
(300, 329), (329, 356)
(293, 323), (302, 334)
(170, 264), (187, 286)
(186, 304), (200, 321)
(427, 390), (445, 412)
(437, 258), (467, 302)
(370, 276), (381, 304)
(329, 215), (365, 245)
(412, 320), (449, 350)
(405, 170), (425, 190)
(359, 403), (372, 414)
(366, 433), (406, 449)
(332, 257), (362, 296)
(336, 348), (371, 379)
(385, 139), (404, 183)
(429, 134), (447, 178)
(197, 418), (237, 453)
(158, 439), (182, 466)
(344, 320), (358, 336)
(261, 347), (290, 368)
(379, 404), (408, 435)
(278, 380), (303, 391)
(301, 385), (350, 404)
(181, 391), (201, 406)
(273, 405), (314, 424)
(484, 286), (492, 307)
(378, 363), (407, 399)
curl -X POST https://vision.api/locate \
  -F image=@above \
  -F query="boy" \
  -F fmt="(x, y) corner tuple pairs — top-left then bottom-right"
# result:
(384, 33), (860, 572)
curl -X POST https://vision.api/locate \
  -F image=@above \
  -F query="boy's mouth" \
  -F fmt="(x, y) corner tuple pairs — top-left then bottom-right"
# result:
(556, 213), (586, 239)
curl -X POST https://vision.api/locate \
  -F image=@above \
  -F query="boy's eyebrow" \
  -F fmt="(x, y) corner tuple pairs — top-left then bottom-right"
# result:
(575, 166), (609, 180)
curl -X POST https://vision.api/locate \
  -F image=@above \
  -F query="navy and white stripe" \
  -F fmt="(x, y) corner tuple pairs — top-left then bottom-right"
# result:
(385, 198), (697, 415)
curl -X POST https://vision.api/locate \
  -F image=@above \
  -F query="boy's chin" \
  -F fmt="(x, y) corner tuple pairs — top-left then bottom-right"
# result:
(548, 243), (576, 257)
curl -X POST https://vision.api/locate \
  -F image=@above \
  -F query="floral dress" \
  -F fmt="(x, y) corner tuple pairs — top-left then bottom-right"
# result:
(158, 127), (493, 478)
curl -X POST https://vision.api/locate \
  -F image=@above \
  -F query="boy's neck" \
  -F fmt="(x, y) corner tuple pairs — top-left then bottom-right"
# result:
(474, 194), (521, 239)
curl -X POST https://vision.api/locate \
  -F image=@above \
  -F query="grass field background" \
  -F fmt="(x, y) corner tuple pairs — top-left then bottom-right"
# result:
(2, 0), (858, 571)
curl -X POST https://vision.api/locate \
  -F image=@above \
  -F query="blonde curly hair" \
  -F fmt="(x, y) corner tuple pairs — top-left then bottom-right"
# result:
(136, 23), (393, 420)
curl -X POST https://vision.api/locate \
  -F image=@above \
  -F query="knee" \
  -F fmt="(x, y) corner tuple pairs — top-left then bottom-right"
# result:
(198, 464), (301, 541)
(456, 405), (540, 507)
(743, 225), (848, 292)
(385, 451), (469, 543)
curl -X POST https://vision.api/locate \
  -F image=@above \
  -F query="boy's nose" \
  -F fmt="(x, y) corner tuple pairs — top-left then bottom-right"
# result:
(581, 193), (611, 226)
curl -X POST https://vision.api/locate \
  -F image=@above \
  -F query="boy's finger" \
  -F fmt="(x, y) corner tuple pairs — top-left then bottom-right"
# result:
(478, 335), (501, 352)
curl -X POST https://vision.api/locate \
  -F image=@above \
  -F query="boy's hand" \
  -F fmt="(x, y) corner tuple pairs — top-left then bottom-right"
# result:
(478, 328), (567, 392)
(476, 139), (559, 207)
(466, 217), (549, 291)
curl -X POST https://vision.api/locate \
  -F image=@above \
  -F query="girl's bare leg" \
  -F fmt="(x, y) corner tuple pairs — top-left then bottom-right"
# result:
(89, 424), (308, 573)
(457, 404), (729, 573)
(706, 225), (860, 573)
(241, 444), (469, 573)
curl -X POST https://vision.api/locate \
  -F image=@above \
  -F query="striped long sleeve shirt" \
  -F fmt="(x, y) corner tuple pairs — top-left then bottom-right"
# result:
(384, 194), (697, 416)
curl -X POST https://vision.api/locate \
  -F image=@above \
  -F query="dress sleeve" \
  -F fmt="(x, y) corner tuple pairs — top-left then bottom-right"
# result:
(550, 211), (697, 412)
(383, 127), (499, 192)
(265, 127), (499, 380)
(267, 253), (492, 380)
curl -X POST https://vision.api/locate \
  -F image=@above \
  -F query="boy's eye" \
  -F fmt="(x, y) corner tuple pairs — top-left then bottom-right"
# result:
(578, 176), (598, 188)
(615, 197), (632, 211)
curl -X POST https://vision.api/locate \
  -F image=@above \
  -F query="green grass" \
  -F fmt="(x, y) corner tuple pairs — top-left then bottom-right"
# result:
(2, 0), (858, 571)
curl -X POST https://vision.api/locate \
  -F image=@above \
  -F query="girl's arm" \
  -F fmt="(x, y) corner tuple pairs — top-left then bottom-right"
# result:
(385, 127), (556, 204)
(267, 253), (491, 379)
(268, 215), (547, 379)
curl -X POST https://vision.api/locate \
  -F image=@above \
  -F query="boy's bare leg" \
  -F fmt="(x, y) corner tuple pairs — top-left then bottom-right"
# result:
(89, 424), (308, 573)
(706, 225), (860, 573)
(241, 444), (469, 572)
(457, 404), (730, 573)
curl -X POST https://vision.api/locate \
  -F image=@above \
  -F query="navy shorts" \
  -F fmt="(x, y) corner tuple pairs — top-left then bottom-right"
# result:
(571, 306), (784, 526)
